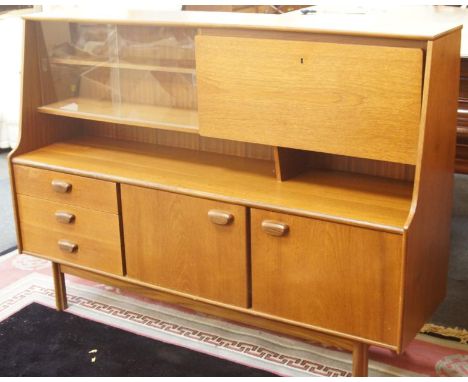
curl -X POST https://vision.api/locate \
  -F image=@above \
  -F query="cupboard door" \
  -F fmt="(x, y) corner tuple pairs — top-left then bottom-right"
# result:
(121, 185), (248, 307)
(251, 209), (403, 346)
(196, 36), (423, 164)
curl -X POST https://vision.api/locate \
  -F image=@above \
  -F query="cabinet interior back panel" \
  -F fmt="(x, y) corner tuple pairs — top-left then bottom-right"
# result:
(196, 36), (423, 164)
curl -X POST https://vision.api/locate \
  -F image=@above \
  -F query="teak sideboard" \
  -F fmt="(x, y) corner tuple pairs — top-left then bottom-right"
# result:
(8, 11), (461, 376)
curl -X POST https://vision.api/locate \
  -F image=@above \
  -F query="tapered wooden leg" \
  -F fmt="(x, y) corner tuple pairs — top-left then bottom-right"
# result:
(352, 342), (369, 377)
(52, 262), (68, 311)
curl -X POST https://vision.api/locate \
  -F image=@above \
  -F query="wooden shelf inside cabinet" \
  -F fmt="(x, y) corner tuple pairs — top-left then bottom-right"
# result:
(13, 136), (413, 232)
(49, 57), (196, 74)
(38, 98), (199, 133)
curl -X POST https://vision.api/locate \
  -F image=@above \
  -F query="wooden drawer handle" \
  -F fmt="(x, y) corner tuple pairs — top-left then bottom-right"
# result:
(55, 211), (75, 224)
(262, 220), (289, 237)
(58, 239), (78, 253)
(51, 179), (72, 193)
(208, 209), (234, 225)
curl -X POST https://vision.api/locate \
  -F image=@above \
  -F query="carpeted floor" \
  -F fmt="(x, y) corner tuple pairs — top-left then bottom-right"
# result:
(1, 252), (468, 377)
(0, 303), (275, 377)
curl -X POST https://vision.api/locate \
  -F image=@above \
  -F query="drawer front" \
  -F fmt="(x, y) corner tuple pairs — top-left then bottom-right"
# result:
(14, 165), (118, 213)
(251, 209), (403, 346)
(196, 36), (423, 164)
(121, 185), (248, 307)
(17, 194), (123, 275)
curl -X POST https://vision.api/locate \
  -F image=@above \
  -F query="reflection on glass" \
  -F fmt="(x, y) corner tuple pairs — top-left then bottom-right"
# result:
(38, 22), (198, 132)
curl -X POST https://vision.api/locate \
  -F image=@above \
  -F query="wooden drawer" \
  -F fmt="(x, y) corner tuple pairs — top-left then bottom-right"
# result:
(14, 165), (118, 213)
(121, 185), (248, 307)
(251, 209), (403, 346)
(17, 194), (123, 275)
(196, 36), (423, 164)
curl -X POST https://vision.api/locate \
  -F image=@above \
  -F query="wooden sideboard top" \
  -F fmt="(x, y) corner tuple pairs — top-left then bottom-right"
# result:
(12, 136), (413, 233)
(23, 9), (461, 40)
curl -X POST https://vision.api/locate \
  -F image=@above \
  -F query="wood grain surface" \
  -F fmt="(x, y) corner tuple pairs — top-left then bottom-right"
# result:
(10, 16), (461, 368)
(308, 152), (416, 182)
(197, 36), (423, 164)
(17, 194), (123, 275)
(401, 30), (461, 350)
(84, 121), (274, 161)
(8, 21), (82, 252)
(273, 147), (310, 181)
(14, 164), (118, 213)
(60, 263), (376, 353)
(12, 137), (414, 231)
(121, 185), (249, 307)
(251, 209), (403, 346)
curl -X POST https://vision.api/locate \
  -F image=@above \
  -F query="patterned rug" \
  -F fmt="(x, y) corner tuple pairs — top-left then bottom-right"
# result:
(1, 251), (467, 377)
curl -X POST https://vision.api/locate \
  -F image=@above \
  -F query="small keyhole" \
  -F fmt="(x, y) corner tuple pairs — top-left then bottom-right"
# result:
(300, 57), (304, 64)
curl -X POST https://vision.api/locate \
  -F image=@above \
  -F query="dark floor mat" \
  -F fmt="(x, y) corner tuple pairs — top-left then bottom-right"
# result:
(0, 303), (276, 377)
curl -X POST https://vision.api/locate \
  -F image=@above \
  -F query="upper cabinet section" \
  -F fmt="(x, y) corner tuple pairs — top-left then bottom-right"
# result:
(36, 21), (199, 133)
(196, 36), (424, 164)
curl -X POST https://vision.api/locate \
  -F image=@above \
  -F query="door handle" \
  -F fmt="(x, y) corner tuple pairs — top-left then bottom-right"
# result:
(208, 210), (234, 225)
(58, 239), (78, 253)
(51, 179), (72, 193)
(261, 220), (289, 237)
(55, 211), (75, 224)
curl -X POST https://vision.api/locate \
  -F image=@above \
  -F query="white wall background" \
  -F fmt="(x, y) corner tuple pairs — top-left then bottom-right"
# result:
(0, 14), (24, 149)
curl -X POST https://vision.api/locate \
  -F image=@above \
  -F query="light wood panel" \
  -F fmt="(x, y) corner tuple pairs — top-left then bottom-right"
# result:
(50, 57), (196, 74)
(273, 147), (310, 181)
(197, 36), (423, 164)
(251, 209), (403, 346)
(12, 137), (414, 232)
(309, 152), (416, 182)
(17, 194), (123, 275)
(38, 97), (198, 133)
(273, 147), (416, 182)
(8, 21), (84, 254)
(121, 185), (248, 307)
(401, 30), (461, 349)
(199, 27), (428, 50)
(83, 122), (274, 161)
(14, 165), (118, 213)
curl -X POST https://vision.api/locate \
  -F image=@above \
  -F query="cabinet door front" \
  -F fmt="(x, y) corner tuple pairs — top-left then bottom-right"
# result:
(196, 36), (423, 164)
(121, 185), (248, 307)
(251, 209), (403, 346)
